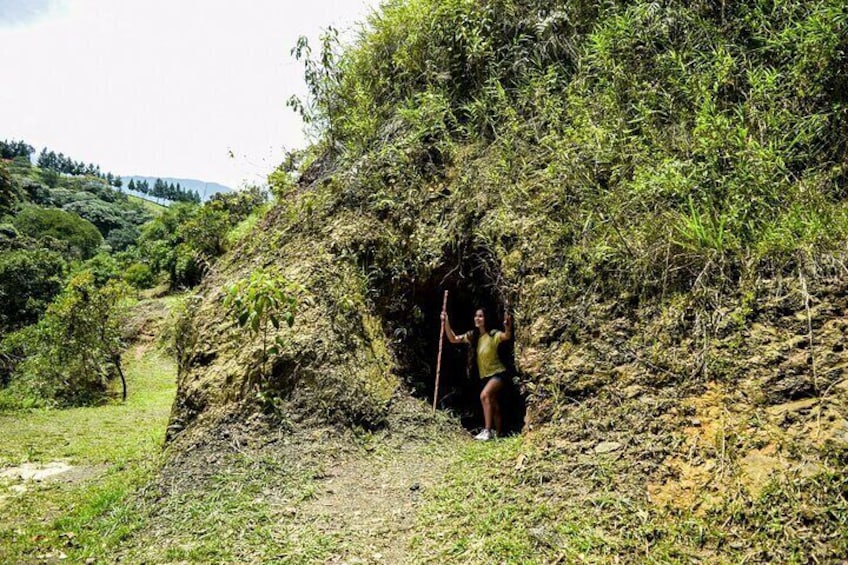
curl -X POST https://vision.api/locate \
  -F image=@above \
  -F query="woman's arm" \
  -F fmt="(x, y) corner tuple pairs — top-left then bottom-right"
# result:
(502, 312), (513, 342)
(441, 312), (465, 344)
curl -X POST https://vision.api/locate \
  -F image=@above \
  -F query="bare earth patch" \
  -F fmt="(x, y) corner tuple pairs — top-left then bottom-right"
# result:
(0, 461), (75, 482)
(299, 439), (458, 564)
(0, 461), (109, 507)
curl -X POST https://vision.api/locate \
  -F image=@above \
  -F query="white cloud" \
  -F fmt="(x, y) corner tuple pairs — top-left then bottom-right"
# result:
(0, 0), (378, 188)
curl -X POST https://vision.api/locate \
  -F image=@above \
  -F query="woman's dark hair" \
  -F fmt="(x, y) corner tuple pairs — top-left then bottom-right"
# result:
(465, 306), (497, 379)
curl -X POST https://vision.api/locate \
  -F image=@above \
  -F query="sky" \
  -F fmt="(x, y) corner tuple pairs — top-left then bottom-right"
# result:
(0, 0), (379, 188)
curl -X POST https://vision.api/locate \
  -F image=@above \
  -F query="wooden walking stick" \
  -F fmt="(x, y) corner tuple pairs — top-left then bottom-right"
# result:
(433, 290), (449, 412)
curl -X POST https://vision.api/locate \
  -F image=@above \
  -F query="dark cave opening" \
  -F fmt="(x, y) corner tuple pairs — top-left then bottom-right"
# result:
(384, 248), (526, 434)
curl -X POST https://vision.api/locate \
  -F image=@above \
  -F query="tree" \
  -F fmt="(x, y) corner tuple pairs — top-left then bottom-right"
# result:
(208, 185), (268, 222)
(177, 205), (230, 258)
(122, 262), (156, 289)
(62, 198), (127, 235)
(153, 178), (165, 200)
(105, 225), (140, 251)
(0, 248), (67, 333)
(12, 206), (103, 259)
(287, 27), (342, 142)
(0, 162), (18, 214)
(138, 202), (199, 286)
(0, 139), (34, 160)
(13, 272), (131, 404)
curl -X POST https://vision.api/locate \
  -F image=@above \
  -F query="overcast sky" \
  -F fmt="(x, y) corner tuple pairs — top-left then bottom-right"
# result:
(0, 0), (379, 188)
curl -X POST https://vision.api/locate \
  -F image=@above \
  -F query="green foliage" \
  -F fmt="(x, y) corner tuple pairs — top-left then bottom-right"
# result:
(123, 262), (156, 289)
(138, 203), (202, 287)
(80, 252), (121, 286)
(224, 270), (300, 392)
(138, 198), (252, 288)
(0, 162), (19, 215)
(288, 27), (343, 141)
(206, 185), (268, 224)
(282, 0), (848, 299)
(62, 198), (129, 235)
(4, 271), (132, 407)
(105, 224), (141, 251)
(176, 205), (230, 258)
(0, 248), (66, 333)
(0, 222), (18, 242)
(12, 205), (103, 259)
(0, 139), (34, 160)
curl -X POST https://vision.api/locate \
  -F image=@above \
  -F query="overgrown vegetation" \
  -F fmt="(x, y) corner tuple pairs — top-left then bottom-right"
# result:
(258, 0), (848, 428)
(289, 0), (848, 294)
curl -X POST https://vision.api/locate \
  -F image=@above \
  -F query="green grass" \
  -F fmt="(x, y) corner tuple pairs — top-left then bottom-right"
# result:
(408, 435), (738, 564)
(226, 204), (270, 248)
(128, 193), (168, 216)
(0, 350), (174, 465)
(0, 346), (176, 563)
(0, 330), (842, 563)
(410, 437), (613, 564)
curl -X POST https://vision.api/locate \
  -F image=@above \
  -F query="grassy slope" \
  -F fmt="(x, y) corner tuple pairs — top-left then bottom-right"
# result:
(127, 193), (167, 216)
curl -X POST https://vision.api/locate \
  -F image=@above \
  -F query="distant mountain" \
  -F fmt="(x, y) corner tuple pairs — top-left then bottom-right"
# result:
(121, 176), (233, 202)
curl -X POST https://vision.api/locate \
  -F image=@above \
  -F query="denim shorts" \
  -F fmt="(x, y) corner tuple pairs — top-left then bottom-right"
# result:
(481, 371), (507, 387)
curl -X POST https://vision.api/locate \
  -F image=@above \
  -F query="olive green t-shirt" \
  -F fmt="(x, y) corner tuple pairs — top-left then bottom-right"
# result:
(463, 330), (506, 379)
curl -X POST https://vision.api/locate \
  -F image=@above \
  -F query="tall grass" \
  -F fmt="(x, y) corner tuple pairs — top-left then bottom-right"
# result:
(282, 0), (848, 299)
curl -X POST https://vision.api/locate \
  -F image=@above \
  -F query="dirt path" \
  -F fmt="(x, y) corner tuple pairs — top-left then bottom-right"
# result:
(299, 438), (459, 564)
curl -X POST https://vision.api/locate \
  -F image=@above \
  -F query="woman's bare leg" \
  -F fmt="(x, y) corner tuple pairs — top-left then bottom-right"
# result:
(480, 377), (504, 434)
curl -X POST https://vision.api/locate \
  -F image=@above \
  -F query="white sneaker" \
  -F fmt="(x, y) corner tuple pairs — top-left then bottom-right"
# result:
(474, 429), (493, 441)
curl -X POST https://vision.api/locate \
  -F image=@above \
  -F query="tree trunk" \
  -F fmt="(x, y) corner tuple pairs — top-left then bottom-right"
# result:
(112, 353), (127, 402)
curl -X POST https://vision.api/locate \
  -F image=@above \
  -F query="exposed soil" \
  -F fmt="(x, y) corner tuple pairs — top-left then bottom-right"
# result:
(0, 461), (108, 509)
(298, 435), (460, 564)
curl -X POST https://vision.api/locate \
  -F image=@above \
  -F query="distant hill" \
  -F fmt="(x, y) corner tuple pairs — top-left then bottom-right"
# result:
(122, 176), (233, 202)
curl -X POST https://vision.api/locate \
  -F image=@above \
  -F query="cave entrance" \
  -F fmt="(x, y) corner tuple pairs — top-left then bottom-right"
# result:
(394, 248), (526, 434)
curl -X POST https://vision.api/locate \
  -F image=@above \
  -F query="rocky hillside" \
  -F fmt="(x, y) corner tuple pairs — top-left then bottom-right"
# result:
(168, 1), (848, 560)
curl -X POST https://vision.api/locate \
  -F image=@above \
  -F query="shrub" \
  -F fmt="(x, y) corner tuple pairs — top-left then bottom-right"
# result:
(0, 162), (18, 215)
(62, 198), (126, 235)
(80, 252), (121, 286)
(138, 202), (234, 288)
(105, 225), (140, 252)
(224, 270), (301, 402)
(123, 262), (156, 289)
(207, 186), (268, 223)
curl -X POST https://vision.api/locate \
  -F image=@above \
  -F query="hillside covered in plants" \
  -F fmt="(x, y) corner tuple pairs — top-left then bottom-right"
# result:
(170, 0), (848, 561)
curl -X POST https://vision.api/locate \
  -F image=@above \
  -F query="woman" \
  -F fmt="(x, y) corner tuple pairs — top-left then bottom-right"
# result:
(442, 306), (512, 440)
